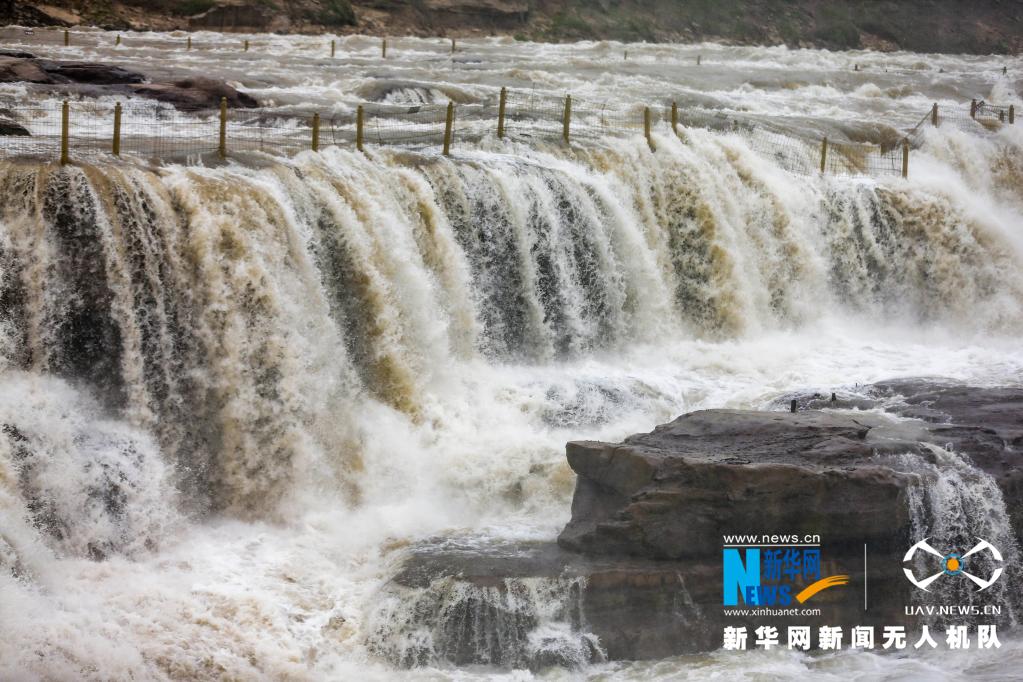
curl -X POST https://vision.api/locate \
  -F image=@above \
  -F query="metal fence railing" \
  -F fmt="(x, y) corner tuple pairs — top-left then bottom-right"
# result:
(0, 89), (1014, 180)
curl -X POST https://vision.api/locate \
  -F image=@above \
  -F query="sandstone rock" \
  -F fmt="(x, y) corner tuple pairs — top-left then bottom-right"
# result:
(0, 56), (52, 84)
(378, 535), (900, 662)
(378, 381), (1023, 665)
(130, 77), (259, 110)
(39, 60), (145, 85)
(558, 409), (925, 559)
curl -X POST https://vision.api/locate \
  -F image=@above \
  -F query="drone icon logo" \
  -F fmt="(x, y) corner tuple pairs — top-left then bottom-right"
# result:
(903, 538), (1004, 592)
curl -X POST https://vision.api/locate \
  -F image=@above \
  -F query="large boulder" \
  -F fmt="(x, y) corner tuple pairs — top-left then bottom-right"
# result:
(377, 380), (1023, 666)
(130, 77), (259, 110)
(0, 56), (52, 83)
(39, 60), (146, 85)
(558, 409), (925, 560)
(0, 55), (258, 109)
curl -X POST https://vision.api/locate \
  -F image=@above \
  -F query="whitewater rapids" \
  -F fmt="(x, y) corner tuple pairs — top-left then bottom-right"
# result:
(1, 29), (1023, 681)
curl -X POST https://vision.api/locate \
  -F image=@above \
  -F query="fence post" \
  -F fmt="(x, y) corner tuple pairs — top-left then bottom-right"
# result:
(64, 29), (69, 47)
(562, 94), (571, 144)
(443, 101), (455, 156)
(60, 100), (69, 165)
(311, 113), (320, 151)
(244, 39), (249, 52)
(115, 35), (121, 46)
(112, 102), (122, 156)
(671, 101), (678, 135)
(218, 97), (227, 159)
(819, 136), (827, 174)
(1011, 105), (1015, 125)
(1000, 110), (1006, 123)
(451, 38), (456, 54)
(497, 86), (507, 139)
(931, 102), (938, 126)
(644, 106), (654, 151)
(187, 36), (192, 50)
(902, 138), (909, 178)
(970, 99), (977, 119)
(382, 38), (387, 58)
(696, 54), (701, 65)
(331, 40), (336, 58)
(356, 105), (364, 152)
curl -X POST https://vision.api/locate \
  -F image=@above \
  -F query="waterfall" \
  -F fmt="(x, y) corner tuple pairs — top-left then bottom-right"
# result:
(366, 571), (601, 669)
(1, 123), (1022, 677)
(1, 129), (1022, 524)
(900, 444), (1020, 620)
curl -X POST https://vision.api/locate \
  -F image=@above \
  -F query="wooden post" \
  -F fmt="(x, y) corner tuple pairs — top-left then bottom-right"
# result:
(819, 136), (828, 174)
(356, 105), (364, 152)
(931, 102), (938, 126)
(331, 40), (336, 58)
(112, 102), (122, 156)
(1010, 105), (1015, 125)
(218, 97), (227, 159)
(451, 38), (456, 54)
(1000, 110), (1006, 123)
(115, 35), (121, 46)
(902, 138), (909, 178)
(671, 101), (678, 135)
(644, 106), (654, 152)
(970, 99), (977, 119)
(562, 94), (571, 145)
(382, 38), (387, 58)
(789, 399), (797, 413)
(60, 100), (69, 165)
(624, 50), (628, 60)
(311, 113), (320, 151)
(64, 29), (69, 47)
(696, 54), (701, 65)
(443, 101), (454, 156)
(497, 86), (507, 139)
(244, 39), (249, 52)
(187, 35), (192, 51)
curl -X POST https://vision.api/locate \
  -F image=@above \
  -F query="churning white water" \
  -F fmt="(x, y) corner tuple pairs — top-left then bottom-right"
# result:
(1, 28), (1023, 681)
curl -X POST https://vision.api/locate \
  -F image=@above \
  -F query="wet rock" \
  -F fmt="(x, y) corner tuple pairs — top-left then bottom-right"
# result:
(558, 409), (925, 560)
(378, 534), (901, 662)
(39, 60), (145, 85)
(0, 56), (52, 83)
(379, 381), (1023, 665)
(870, 379), (1023, 539)
(130, 77), (259, 110)
(374, 539), (685, 664)
(0, 55), (257, 109)
(560, 383), (1023, 561)
(0, 117), (30, 136)
(0, 50), (37, 59)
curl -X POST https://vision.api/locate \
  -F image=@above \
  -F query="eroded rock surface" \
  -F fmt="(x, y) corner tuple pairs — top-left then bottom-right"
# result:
(0, 55), (258, 110)
(381, 380), (1023, 667)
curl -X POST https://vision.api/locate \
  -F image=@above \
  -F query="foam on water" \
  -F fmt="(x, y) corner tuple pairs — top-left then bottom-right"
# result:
(0, 30), (1022, 680)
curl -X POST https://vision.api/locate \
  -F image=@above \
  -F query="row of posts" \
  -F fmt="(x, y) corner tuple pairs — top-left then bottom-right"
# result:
(52, 95), (985, 176)
(65, 29), (457, 58)
(55, 90), (655, 165)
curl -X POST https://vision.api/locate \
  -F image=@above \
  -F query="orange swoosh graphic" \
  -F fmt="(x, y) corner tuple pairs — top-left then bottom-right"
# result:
(795, 575), (850, 603)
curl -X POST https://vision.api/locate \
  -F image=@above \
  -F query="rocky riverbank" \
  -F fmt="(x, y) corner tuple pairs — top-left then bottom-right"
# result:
(374, 379), (1023, 668)
(0, 50), (258, 112)
(2, 1), (1021, 55)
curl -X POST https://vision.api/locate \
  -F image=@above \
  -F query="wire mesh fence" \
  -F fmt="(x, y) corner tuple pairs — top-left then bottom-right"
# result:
(0, 89), (1013, 179)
